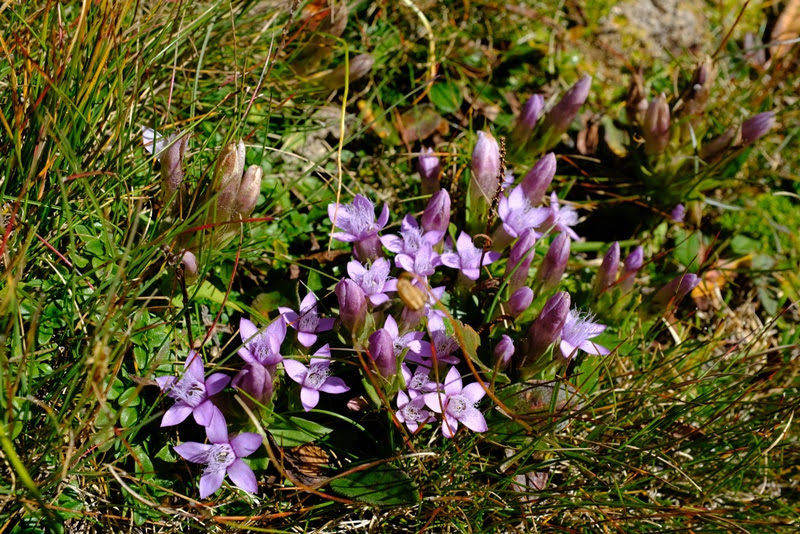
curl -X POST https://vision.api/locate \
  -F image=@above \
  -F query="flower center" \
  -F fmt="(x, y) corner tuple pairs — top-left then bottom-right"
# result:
(409, 373), (429, 391)
(447, 394), (470, 418)
(298, 308), (320, 332)
(401, 227), (424, 253)
(402, 403), (424, 422)
(360, 270), (383, 294)
(171, 377), (206, 407)
(343, 203), (375, 237)
(306, 364), (330, 389)
(204, 443), (235, 474)
(251, 338), (279, 365)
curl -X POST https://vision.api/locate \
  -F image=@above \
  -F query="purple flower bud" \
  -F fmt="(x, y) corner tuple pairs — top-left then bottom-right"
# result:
(417, 147), (442, 196)
(741, 111), (774, 146)
(520, 153), (556, 206)
(521, 291), (570, 369)
(161, 134), (189, 203)
(508, 287), (533, 318)
(592, 241), (619, 295)
(181, 250), (198, 280)
(215, 140), (247, 219)
(232, 362), (274, 405)
(643, 93), (670, 155)
(506, 229), (537, 294)
(511, 94), (544, 148)
(335, 279), (368, 335)
(368, 328), (396, 378)
(699, 127), (736, 161)
(421, 189), (451, 234)
(535, 233), (570, 291)
(670, 204), (685, 222)
(494, 335), (515, 367)
(234, 165), (262, 217)
(653, 273), (699, 310)
(542, 75), (592, 139)
(619, 246), (644, 293)
(470, 131), (501, 206)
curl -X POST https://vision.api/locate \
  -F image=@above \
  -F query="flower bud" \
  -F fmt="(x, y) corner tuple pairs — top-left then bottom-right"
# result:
(741, 111), (774, 146)
(418, 147), (442, 195)
(507, 287), (533, 318)
(643, 93), (670, 155)
(421, 189), (451, 234)
(232, 362), (274, 405)
(336, 279), (368, 335)
(670, 204), (685, 222)
(652, 273), (700, 311)
(235, 165), (262, 217)
(160, 134), (188, 202)
(699, 127), (736, 161)
(592, 241), (619, 295)
(494, 335), (515, 367)
(535, 233), (570, 291)
(542, 75), (591, 140)
(511, 94), (544, 148)
(469, 131), (501, 206)
(506, 229), (537, 294)
(368, 328), (396, 378)
(520, 152), (556, 206)
(619, 246), (643, 294)
(181, 250), (198, 282)
(520, 291), (570, 369)
(215, 140), (247, 219)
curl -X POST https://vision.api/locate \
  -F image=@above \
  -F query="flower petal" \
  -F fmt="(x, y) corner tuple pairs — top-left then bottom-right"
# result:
(442, 366), (462, 396)
(424, 391), (445, 413)
(459, 407), (488, 432)
(560, 340), (578, 359)
(204, 409), (229, 443)
(199, 470), (225, 499)
(227, 459), (258, 494)
(441, 414), (459, 438)
(318, 377), (349, 394)
(376, 203), (389, 228)
(297, 331), (318, 348)
(161, 402), (193, 427)
(230, 432), (263, 458)
(300, 387), (320, 411)
(316, 318), (335, 332)
(300, 292), (317, 311)
(240, 318), (258, 343)
(347, 260), (367, 279)
(282, 359), (308, 383)
(174, 442), (211, 463)
(440, 253), (461, 269)
(205, 373), (231, 396)
(460, 382), (486, 403)
(184, 351), (204, 380)
(194, 401), (222, 428)
(580, 340), (610, 356)
(380, 235), (404, 253)
(155, 375), (175, 392)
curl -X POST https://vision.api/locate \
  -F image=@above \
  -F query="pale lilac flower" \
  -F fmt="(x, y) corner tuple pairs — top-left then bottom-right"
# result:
(399, 284), (447, 329)
(385, 314), (431, 362)
(347, 258), (397, 306)
(279, 292), (335, 348)
(498, 186), (550, 239)
(401, 363), (439, 396)
(653, 273), (700, 310)
(396, 390), (435, 432)
(423, 316), (461, 366)
(494, 335), (515, 367)
(236, 317), (285, 373)
(741, 111), (774, 146)
(536, 232), (570, 291)
(424, 366), (488, 438)
(507, 287), (533, 318)
(522, 291), (571, 369)
(592, 241), (620, 295)
(173, 412), (261, 498)
(328, 194), (389, 260)
(283, 344), (350, 411)
(511, 94), (545, 148)
(335, 279), (368, 333)
(440, 232), (500, 281)
(670, 204), (685, 222)
(156, 351), (229, 427)
(506, 229), (537, 294)
(396, 242), (441, 278)
(520, 152), (556, 206)
(381, 215), (443, 259)
(559, 310), (610, 359)
(541, 75), (592, 139)
(619, 246), (644, 293)
(470, 131), (501, 206)
(142, 126), (165, 155)
(534, 192), (580, 240)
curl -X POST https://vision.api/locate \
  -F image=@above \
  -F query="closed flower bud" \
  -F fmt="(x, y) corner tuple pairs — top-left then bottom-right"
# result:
(161, 134), (188, 202)
(215, 140), (247, 219)
(592, 241), (620, 295)
(336, 279), (368, 335)
(520, 152), (556, 206)
(511, 94), (544, 148)
(520, 291), (570, 370)
(368, 328), (396, 378)
(506, 229), (537, 294)
(508, 287), (533, 318)
(181, 250), (198, 284)
(542, 75), (591, 139)
(619, 246), (643, 293)
(235, 165), (262, 217)
(699, 127), (736, 160)
(421, 189), (451, 234)
(741, 111), (774, 146)
(670, 204), (685, 222)
(469, 131), (501, 206)
(535, 233), (570, 291)
(643, 93), (670, 155)
(418, 147), (442, 195)
(494, 335), (515, 367)
(652, 273), (700, 311)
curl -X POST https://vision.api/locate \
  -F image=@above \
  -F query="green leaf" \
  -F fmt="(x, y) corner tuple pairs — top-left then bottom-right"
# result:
(268, 416), (333, 447)
(119, 407), (138, 428)
(674, 229), (703, 270)
(155, 444), (177, 462)
(329, 464), (419, 506)
(118, 386), (141, 407)
(430, 81), (462, 114)
(130, 445), (154, 479)
(193, 280), (243, 312)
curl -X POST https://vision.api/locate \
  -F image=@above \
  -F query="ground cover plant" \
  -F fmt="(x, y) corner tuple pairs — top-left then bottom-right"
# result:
(1, 0), (799, 532)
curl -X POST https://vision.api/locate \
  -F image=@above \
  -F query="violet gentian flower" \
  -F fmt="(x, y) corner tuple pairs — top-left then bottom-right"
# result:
(424, 366), (488, 438)
(335, 278), (368, 334)
(401, 363), (439, 396)
(368, 328), (397, 378)
(741, 111), (774, 146)
(236, 317), (286, 374)
(418, 147), (442, 195)
(328, 194), (389, 261)
(520, 291), (570, 370)
(347, 258), (397, 306)
(381, 215), (443, 259)
(470, 131), (501, 206)
(421, 189), (451, 235)
(619, 245), (644, 293)
(173, 412), (261, 498)
(156, 351), (229, 427)
(396, 242), (442, 278)
(506, 229), (537, 295)
(541, 75), (592, 140)
(396, 390), (435, 432)
(534, 192), (580, 240)
(535, 232), (570, 291)
(283, 344), (350, 411)
(652, 273), (700, 310)
(385, 314), (431, 362)
(511, 94), (545, 148)
(424, 316), (461, 366)
(592, 241), (620, 295)
(520, 152), (556, 206)
(279, 292), (335, 348)
(498, 186), (550, 240)
(440, 231), (500, 281)
(494, 335), (515, 367)
(670, 204), (685, 222)
(507, 287), (533, 318)
(559, 310), (610, 359)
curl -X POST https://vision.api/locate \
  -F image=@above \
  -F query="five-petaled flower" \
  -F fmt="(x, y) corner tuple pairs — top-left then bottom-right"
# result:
(328, 194), (389, 260)
(424, 366), (488, 438)
(279, 292), (335, 347)
(441, 231), (500, 280)
(396, 390), (435, 432)
(535, 192), (580, 240)
(381, 215), (444, 258)
(156, 351), (229, 427)
(173, 411), (262, 499)
(559, 309), (610, 359)
(498, 186), (550, 239)
(284, 344), (350, 411)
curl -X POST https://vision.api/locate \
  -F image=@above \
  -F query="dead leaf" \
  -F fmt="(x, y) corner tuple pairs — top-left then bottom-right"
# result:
(395, 104), (448, 145)
(770, 0), (800, 60)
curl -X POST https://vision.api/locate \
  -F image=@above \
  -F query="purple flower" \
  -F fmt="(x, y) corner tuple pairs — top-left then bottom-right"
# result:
(535, 192), (579, 240)
(396, 390), (435, 432)
(283, 344), (350, 411)
(368, 328), (397, 378)
(507, 287), (533, 318)
(236, 317), (285, 372)
(470, 131), (501, 206)
(418, 147), (442, 195)
(440, 232), (500, 280)
(401, 363), (439, 396)
(522, 291), (571, 369)
(328, 195), (389, 261)
(347, 258), (397, 306)
(542, 75), (592, 138)
(424, 367), (488, 438)
(619, 246), (644, 293)
(156, 351), (229, 427)
(423, 316), (461, 366)
(592, 241), (620, 295)
(385, 314), (431, 362)
(421, 189), (451, 235)
(653, 273), (700, 310)
(520, 152), (556, 206)
(511, 94), (545, 148)
(741, 111), (774, 146)
(279, 292), (336, 347)
(494, 335), (515, 367)
(335, 279), (368, 334)
(498, 186), (550, 239)
(670, 204), (685, 222)
(396, 242), (442, 278)
(559, 310), (609, 359)
(381, 215), (443, 259)
(506, 229), (537, 294)
(231, 362), (273, 405)
(173, 412), (261, 498)
(536, 232), (570, 291)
